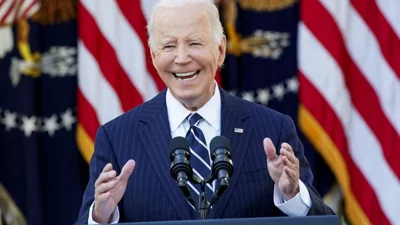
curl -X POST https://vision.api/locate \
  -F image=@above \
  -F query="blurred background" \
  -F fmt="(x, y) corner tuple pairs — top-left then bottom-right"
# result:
(0, 0), (398, 225)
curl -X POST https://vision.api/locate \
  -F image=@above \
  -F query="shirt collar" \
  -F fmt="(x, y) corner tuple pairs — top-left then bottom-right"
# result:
(166, 81), (221, 133)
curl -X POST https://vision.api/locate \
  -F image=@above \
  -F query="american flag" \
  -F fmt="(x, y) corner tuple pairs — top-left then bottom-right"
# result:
(298, 0), (400, 225)
(77, 0), (164, 162)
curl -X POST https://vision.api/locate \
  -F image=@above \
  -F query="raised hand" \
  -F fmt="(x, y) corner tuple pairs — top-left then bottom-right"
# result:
(263, 138), (300, 200)
(92, 160), (135, 223)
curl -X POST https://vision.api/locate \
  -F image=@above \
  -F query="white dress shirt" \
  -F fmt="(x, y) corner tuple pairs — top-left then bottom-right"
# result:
(88, 82), (311, 224)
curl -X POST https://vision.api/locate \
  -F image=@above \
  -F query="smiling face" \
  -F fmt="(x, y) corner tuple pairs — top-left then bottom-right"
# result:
(150, 2), (226, 111)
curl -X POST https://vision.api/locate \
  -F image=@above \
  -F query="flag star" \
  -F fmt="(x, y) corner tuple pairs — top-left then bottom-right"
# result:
(271, 48), (282, 59)
(272, 84), (285, 101)
(242, 91), (254, 102)
(286, 77), (299, 93)
(61, 109), (76, 131)
(2, 110), (17, 131)
(254, 29), (264, 37)
(57, 46), (70, 57)
(280, 38), (290, 47)
(43, 115), (60, 137)
(257, 88), (271, 105)
(20, 115), (38, 137)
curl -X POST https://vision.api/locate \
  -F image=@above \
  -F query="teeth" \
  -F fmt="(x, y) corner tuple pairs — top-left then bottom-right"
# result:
(175, 71), (197, 77)
(177, 74), (198, 82)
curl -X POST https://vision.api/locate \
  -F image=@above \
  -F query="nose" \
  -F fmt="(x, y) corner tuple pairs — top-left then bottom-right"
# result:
(174, 45), (192, 64)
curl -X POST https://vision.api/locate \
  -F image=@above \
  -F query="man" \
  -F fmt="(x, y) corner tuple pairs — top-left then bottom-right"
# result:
(75, 0), (334, 224)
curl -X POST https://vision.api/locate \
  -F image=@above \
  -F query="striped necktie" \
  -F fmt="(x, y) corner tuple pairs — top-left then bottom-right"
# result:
(185, 113), (213, 205)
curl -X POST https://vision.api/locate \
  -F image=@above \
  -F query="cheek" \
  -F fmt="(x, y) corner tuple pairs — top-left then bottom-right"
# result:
(154, 53), (174, 72)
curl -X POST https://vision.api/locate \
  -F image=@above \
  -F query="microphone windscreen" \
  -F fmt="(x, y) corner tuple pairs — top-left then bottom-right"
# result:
(169, 136), (190, 156)
(210, 136), (231, 154)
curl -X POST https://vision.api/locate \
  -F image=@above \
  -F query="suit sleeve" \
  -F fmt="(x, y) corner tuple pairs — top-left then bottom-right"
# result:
(74, 125), (122, 225)
(278, 115), (335, 215)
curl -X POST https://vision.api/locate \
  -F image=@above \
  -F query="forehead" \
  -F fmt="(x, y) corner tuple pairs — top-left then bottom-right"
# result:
(153, 4), (212, 40)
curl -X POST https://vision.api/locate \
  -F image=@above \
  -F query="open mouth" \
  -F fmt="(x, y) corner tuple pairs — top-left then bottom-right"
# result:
(173, 70), (200, 82)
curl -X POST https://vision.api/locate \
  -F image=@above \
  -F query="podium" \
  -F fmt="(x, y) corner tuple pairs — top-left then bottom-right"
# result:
(114, 216), (340, 225)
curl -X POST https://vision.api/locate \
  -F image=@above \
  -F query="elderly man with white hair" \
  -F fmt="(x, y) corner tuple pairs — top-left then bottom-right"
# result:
(74, 0), (334, 224)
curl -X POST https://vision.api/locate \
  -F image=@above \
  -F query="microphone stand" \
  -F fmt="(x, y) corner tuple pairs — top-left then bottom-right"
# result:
(198, 180), (210, 219)
(197, 175), (229, 219)
(183, 172), (230, 219)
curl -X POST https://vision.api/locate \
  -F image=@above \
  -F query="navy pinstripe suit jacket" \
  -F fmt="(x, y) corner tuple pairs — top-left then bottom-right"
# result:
(75, 88), (334, 224)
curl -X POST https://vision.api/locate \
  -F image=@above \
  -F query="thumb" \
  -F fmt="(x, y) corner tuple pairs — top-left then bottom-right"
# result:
(118, 159), (135, 182)
(263, 138), (277, 161)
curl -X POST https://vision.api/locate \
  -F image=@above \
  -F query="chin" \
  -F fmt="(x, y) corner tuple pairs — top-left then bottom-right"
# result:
(175, 91), (203, 108)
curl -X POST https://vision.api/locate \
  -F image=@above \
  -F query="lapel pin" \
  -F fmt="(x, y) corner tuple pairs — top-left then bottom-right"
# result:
(234, 128), (244, 133)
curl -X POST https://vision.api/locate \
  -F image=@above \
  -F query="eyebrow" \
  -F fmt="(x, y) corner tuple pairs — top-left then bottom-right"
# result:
(158, 36), (205, 45)
(160, 38), (176, 45)
(188, 37), (205, 42)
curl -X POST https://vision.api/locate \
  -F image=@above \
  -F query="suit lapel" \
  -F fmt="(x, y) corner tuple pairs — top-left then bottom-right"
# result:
(210, 89), (253, 218)
(138, 90), (193, 220)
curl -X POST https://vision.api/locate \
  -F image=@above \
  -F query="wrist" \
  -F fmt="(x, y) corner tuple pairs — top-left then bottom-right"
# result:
(92, 205), (112, 224)
(282, 185), (300, 200)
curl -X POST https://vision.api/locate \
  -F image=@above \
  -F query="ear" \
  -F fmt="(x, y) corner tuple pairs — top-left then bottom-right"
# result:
(150, 47), (157, 68)
(217, 35), (227, 67)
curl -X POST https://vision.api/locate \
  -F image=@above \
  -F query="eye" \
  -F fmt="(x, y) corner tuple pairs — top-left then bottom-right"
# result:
(190, 42), (201, 46)
(163, 45), (175, 50)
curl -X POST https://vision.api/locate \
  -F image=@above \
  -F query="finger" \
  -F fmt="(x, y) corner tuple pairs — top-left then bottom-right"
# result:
(95, 179), (118, 195)
(263, 138), (277, 161)
(102, 163), (113, 173)
(281, 148), (299, 166)
(282, 155), (297, 171)
(281, 142), (293, 153)
(284, 166), (299, 183)
(118, 159), (136, 182)
(95, 170), (117, 188)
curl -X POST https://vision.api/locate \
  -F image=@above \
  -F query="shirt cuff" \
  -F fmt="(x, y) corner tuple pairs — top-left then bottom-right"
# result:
(88, 201), (120, 224)
(273, 179), (312, 216)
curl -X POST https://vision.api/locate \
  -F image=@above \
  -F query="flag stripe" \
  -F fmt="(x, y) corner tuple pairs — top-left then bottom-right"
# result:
(25, 2), (39, 19)
(18, 0), (32, 18)
(3, 0), (18, 24)
(298, 20), (399, 224)
(298, 74), (389, 225)
(351, 0), (400, 79)
(116, 0), (165, 91)
(9, 0), (22, 24)
(78, 3), (143, 112)
(77, 89), (100, 140)
(375, 0), (400, 39)
(303, 0), (400, 180)
(77, 39), (124, 124)
(319, 0), (400, 135)
(0, 0), (15, 23)
(0, 0), (13, 22)
(81, 0), (159, 102)
(19, 0), (37, 20)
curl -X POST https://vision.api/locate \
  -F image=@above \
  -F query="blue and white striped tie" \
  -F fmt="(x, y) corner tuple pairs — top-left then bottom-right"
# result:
(185, 113), (213, 204)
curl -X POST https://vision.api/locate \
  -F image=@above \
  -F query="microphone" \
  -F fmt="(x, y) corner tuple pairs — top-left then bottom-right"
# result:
(209, 136), (234, 205)
(169, 136), (196, 208)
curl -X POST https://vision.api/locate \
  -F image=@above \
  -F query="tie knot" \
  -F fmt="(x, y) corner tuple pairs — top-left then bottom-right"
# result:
(187, 113), (203, 127)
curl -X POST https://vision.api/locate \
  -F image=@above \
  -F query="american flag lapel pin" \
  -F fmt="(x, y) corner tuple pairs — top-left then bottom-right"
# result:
(234, 128), (244, 133)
